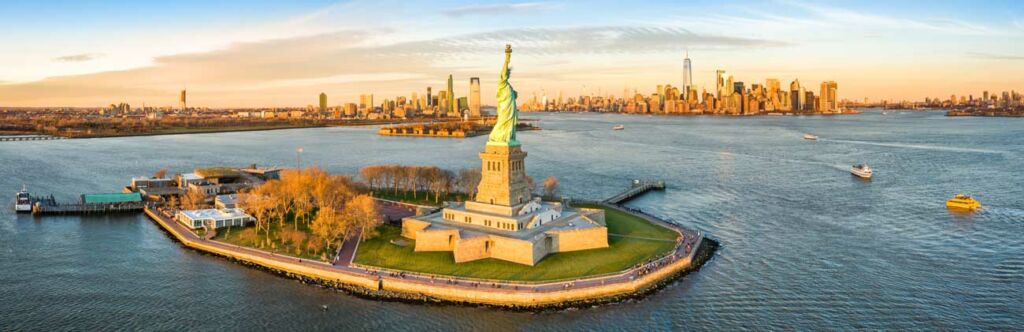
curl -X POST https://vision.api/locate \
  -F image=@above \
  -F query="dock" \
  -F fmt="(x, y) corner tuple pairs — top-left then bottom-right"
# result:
(0, 135), (66, 142)
(27, 192), (146, 215)
(604, 180), (666, 205)
(32, 202), (146, 215)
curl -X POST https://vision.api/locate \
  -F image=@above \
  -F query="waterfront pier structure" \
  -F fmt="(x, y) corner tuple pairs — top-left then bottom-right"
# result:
(604, 180), (666, 205)
(30, 192), (145, 215)
(0, 135), (66, 142)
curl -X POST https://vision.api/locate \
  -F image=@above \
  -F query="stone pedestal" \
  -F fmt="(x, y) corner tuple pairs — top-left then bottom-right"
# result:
(475, 144), (532, 212)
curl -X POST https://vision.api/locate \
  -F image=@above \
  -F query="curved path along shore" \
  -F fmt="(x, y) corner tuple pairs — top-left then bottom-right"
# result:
(144, 202), (709, 308)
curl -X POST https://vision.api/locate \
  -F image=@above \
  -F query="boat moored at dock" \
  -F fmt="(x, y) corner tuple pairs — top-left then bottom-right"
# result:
(14, 186), (32, 213)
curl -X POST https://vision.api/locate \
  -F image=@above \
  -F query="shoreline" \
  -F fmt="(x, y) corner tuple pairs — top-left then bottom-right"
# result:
(142, 205), (717, 310)
(3, 118), (465, 140)
(524, 110), (860, 117)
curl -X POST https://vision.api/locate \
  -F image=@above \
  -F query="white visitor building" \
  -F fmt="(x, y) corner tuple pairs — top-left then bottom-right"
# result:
(177, 208), (254, 229)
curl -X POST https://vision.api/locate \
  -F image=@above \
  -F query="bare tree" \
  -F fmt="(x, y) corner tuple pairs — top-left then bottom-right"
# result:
(458, 168), (481, 200)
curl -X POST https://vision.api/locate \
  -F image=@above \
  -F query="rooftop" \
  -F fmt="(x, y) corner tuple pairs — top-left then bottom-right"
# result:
(416, 202), (602, 241)
(82, 192), (142, 204)
(180, 208), (251, 221)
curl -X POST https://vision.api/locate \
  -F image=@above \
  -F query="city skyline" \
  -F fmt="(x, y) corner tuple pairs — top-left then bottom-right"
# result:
(1, 0), (1023, 107)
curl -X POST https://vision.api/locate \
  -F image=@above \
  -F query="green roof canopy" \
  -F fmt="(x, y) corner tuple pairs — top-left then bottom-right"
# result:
(82, 192), (142, 204)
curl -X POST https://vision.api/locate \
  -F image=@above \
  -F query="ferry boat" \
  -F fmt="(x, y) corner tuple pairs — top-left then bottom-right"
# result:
(612, 125), (625, 130)
(946, 194), (981, 211)
(803, 134), (818, 140)
(15, 186), (32, 213)
(850, 164), (872, 179)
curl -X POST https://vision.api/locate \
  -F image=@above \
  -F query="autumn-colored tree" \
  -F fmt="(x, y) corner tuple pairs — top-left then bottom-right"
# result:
(154, 168), (167, 179)
(181, 189), (207, 210)
(542, 176), (559, 198)
(311, 206), (348, 250)
(525, 175), (536, 194)
(345, 194), (382, 240)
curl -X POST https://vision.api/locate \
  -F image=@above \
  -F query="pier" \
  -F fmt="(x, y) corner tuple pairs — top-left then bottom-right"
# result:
(0, 135), (66, 142)
(32, 202), (146, 215)
(604, 180), (666, 204)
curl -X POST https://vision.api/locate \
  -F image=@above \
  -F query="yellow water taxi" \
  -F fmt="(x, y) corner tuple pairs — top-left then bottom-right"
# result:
(946, 194), (981, 211)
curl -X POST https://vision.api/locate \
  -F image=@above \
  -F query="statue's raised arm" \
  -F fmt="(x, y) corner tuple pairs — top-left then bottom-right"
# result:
(488, 44), (519, 146)
(500, 44), (511, 80)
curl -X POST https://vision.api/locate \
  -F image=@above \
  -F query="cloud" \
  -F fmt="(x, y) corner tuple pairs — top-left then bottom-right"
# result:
(781, 0), (1005, 36)
(52, 53), (104, 62)
(967, 52), (1024, 60)
(0, 26), (784, 107)
(441, 2), (553, 17)
(380, 26), (786, 57)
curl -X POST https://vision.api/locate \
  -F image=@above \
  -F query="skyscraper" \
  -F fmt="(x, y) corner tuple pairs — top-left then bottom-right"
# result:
(790, 79), (801, 111)
(819, 81), (838, 113)
(716, 70), (730, 99)
(179, 89), (187, 111)
(447, 75), (455, 116)
(319, 92), (327, 113)
(469, 77), (481, 117)
(426, 87), (432, 108)
(682, 51), (693, 92)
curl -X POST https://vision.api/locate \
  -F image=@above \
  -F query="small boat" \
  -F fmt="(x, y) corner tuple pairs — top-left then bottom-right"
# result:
(15, 185), (32, 213)
(803, 134), (818, 140)
(850, 164), (872, 179)
(612, 125), (625, 130)
(946, 194), (981, 211)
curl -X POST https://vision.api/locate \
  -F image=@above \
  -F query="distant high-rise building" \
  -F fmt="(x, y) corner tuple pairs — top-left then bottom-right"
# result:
(790, 79), (802, 112)
(438, 91), (449, 114)
(447, 75), (455, 117)
(426, 87), (432, 107)
(733, 82), (745, 95)
(682, 51), (693, 92)
(469, 77), (481, 117)
(359, 94), (374, 111)
(319, 92), (327, 113)
(716, 70), (730, 99)
(179, 89), (187, 111)
(819, 81), (838, 112)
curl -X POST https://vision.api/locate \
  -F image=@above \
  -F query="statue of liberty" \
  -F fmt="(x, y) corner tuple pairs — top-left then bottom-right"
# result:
(487, 44), (519, 146)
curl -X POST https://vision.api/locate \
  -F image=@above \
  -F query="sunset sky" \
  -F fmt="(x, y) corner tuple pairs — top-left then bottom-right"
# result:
(1, 0), (1022, 107)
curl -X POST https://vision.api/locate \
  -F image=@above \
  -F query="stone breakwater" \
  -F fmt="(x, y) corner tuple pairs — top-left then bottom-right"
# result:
(144, 207), (717, 309)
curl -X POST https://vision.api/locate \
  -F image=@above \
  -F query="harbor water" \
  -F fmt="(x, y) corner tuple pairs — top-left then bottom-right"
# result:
(1, 110), (1021, 330)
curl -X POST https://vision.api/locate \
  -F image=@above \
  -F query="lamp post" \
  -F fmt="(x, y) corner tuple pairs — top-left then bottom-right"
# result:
(296, 147), (304, 170)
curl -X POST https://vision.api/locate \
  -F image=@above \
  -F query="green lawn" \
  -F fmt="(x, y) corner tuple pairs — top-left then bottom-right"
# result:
(371, 189), (469, 207)
(352, 204), (679, 281)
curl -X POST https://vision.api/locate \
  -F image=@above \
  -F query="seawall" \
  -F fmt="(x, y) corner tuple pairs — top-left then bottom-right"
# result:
(144, 207), (717, 309)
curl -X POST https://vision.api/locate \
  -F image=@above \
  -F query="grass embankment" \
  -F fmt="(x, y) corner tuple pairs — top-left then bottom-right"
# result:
(371, 190), (469, 207)
(353, 204), (679, 281)
(212, 216), (331, 262)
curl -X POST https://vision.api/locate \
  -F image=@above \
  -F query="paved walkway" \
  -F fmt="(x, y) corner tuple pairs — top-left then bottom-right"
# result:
(334, 230), (362, 266)
(607, 233), (678, 242)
